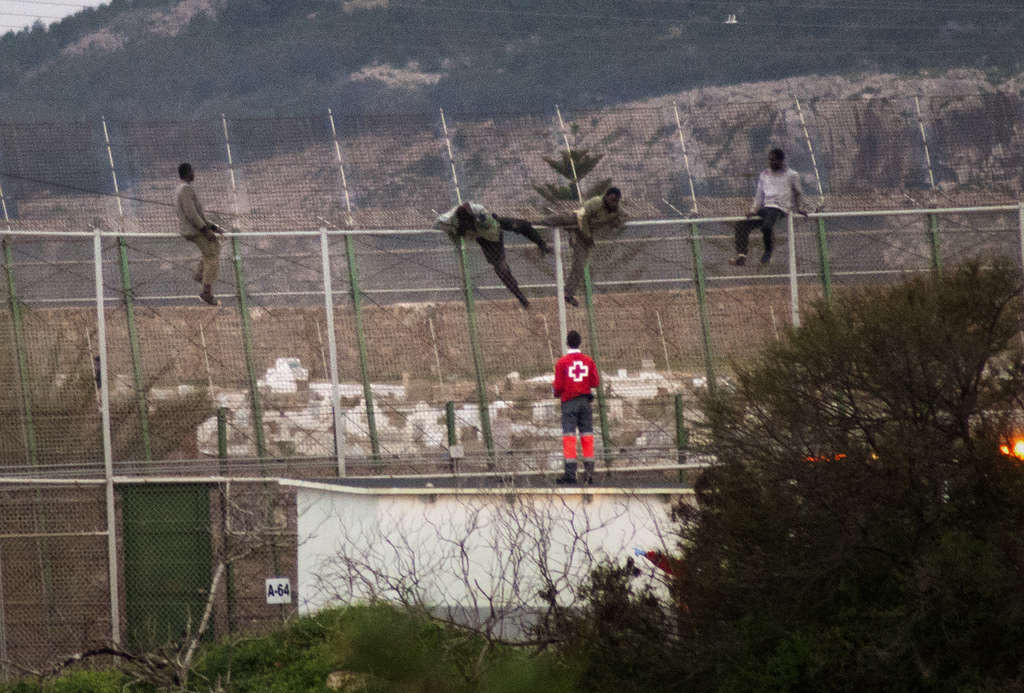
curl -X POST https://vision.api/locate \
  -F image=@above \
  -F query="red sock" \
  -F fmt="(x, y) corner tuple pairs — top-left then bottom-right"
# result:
(563, 435), (578, 459)
(581, 435), (595, 458)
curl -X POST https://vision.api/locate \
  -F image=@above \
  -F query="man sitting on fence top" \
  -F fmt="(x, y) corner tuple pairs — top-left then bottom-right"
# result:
(729, 148), (808, 267)
(435, 201), (551, 309)
(176, 162), (223, 306)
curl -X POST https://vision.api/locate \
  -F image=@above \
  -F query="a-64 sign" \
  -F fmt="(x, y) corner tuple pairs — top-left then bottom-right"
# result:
(265, 577), (292, 604)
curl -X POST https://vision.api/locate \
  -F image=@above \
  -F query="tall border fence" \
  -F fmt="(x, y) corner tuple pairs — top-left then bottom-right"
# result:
(1, 95), (1024, 674)
(1, 97), (1023, 476)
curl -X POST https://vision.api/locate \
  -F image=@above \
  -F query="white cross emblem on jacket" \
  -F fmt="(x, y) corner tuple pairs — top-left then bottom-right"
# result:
(568, 361), (589, 383)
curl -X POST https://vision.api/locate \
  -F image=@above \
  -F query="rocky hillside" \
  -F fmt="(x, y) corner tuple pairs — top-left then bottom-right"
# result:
(0, 0), (1022, 120)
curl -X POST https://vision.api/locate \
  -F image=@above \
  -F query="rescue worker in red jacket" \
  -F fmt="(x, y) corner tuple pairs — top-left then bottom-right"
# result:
(553, 330), (600, 484)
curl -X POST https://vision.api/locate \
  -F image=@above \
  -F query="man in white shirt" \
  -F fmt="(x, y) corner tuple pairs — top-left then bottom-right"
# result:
(729, 148), (808, 266)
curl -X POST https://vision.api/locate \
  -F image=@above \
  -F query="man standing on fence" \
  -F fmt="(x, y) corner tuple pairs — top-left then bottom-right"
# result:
(176, 162), (223, 306)
(436, 201), (551, 309)
(544, 186), (625, 307)
(553, 330), (600, 485)
(730, 148), (808, 267)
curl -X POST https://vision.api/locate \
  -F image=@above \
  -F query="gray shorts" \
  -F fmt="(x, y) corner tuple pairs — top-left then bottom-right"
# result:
(561, 395), (593, 435)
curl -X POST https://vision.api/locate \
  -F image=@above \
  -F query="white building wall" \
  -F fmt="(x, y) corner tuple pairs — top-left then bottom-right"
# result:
(292, 484), (684, 616)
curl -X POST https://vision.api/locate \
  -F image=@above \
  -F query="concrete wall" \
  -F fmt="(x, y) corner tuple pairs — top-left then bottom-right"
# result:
(292, 482), (687, 623)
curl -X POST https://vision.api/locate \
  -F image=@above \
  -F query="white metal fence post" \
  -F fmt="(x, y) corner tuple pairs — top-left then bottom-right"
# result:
(788, 214), (800, 328)
(320, 228), (346, 477)
(93, 227), (121, 646)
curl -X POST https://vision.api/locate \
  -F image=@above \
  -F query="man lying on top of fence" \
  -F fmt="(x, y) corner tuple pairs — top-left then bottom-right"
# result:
(176, 162), (224, 306)
(436, 201), (551, 309)
(543, 186), (625, 307)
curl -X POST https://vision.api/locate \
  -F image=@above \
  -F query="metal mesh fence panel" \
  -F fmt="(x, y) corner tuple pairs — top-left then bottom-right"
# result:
(324, 110), (488, 467)
(819, 213), (933, 291)
(926, 93), (1024, 200)
(329, 230), (477, 464)
(0, 122), (111, 231)
(1, 235), (102, 476)
(0, 484), (110, 674)
(677, 100), (790, 216)
(106, 120), (257, 470)
(0, 480), (299, 676)
(800, 97), (926, 208)
(445, 111), (556, 217)
(221, 116), (339, 232)
(215, 481), (298, 636)
(444, 111), (563, 464)
(558, 105), (688, 220)
(935, 208), (1021, 269)
(330, 113), (451, 229)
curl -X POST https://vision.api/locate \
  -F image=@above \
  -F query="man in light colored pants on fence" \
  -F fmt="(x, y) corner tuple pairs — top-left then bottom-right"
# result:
(176, 162), (223, 306)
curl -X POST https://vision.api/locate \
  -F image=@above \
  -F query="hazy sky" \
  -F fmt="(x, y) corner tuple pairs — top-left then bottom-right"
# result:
(0, 0), (103, 33)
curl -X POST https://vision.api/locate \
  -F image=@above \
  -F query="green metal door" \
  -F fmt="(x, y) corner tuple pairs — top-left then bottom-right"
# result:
(122, 484), (212, 651)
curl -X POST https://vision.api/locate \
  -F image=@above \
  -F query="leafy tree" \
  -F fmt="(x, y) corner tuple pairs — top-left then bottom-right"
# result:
(676, 258), (1024, 691)
(550, 558), (683, 693)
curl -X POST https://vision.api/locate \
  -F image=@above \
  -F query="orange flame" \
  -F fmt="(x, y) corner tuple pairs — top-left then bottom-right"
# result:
(1000, 439), (1024, 460)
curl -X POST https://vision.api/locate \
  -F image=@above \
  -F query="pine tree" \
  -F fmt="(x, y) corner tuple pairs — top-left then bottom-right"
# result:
(533, 149), (611, 206)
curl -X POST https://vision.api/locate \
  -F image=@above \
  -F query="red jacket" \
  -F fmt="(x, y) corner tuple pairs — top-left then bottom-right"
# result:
(553, 349), (600, 402)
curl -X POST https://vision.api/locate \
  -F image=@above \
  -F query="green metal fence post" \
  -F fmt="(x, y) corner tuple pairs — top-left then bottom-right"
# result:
(456, 237), (494, 459)
(445, 401), (457, 447)
(217, 406), (228, 466)
(674, 393), (688, 456)
(116, 236), (152, 462)
(343, 234), (380, 459)
(814, 217), (833, 302)
(229, 235), (267, 460)
(927, 212), (941, 271)
(2, 236), (37, 467)
(445, 400), (458, 472)
(582, 266), (612, 462)
(688, 222), (716, 391)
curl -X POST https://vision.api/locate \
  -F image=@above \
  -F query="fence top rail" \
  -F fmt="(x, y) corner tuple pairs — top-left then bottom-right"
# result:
(279, 478), (694, 497)
(1, 202), (1019, 239)
(0, 462), (708, 486)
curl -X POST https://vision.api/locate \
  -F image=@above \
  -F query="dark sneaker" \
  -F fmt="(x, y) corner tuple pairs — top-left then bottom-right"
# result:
(555, 475), (577, 485)
(564, 294), (579, 307)
(760, 251), (772, 265)
(728, 254), (747, 266)
(199, 291), (219, 306)
(517, 295), (530, 309)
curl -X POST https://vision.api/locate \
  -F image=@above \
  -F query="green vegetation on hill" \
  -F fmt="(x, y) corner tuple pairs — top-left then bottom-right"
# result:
(0, 0), (1022, 119)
